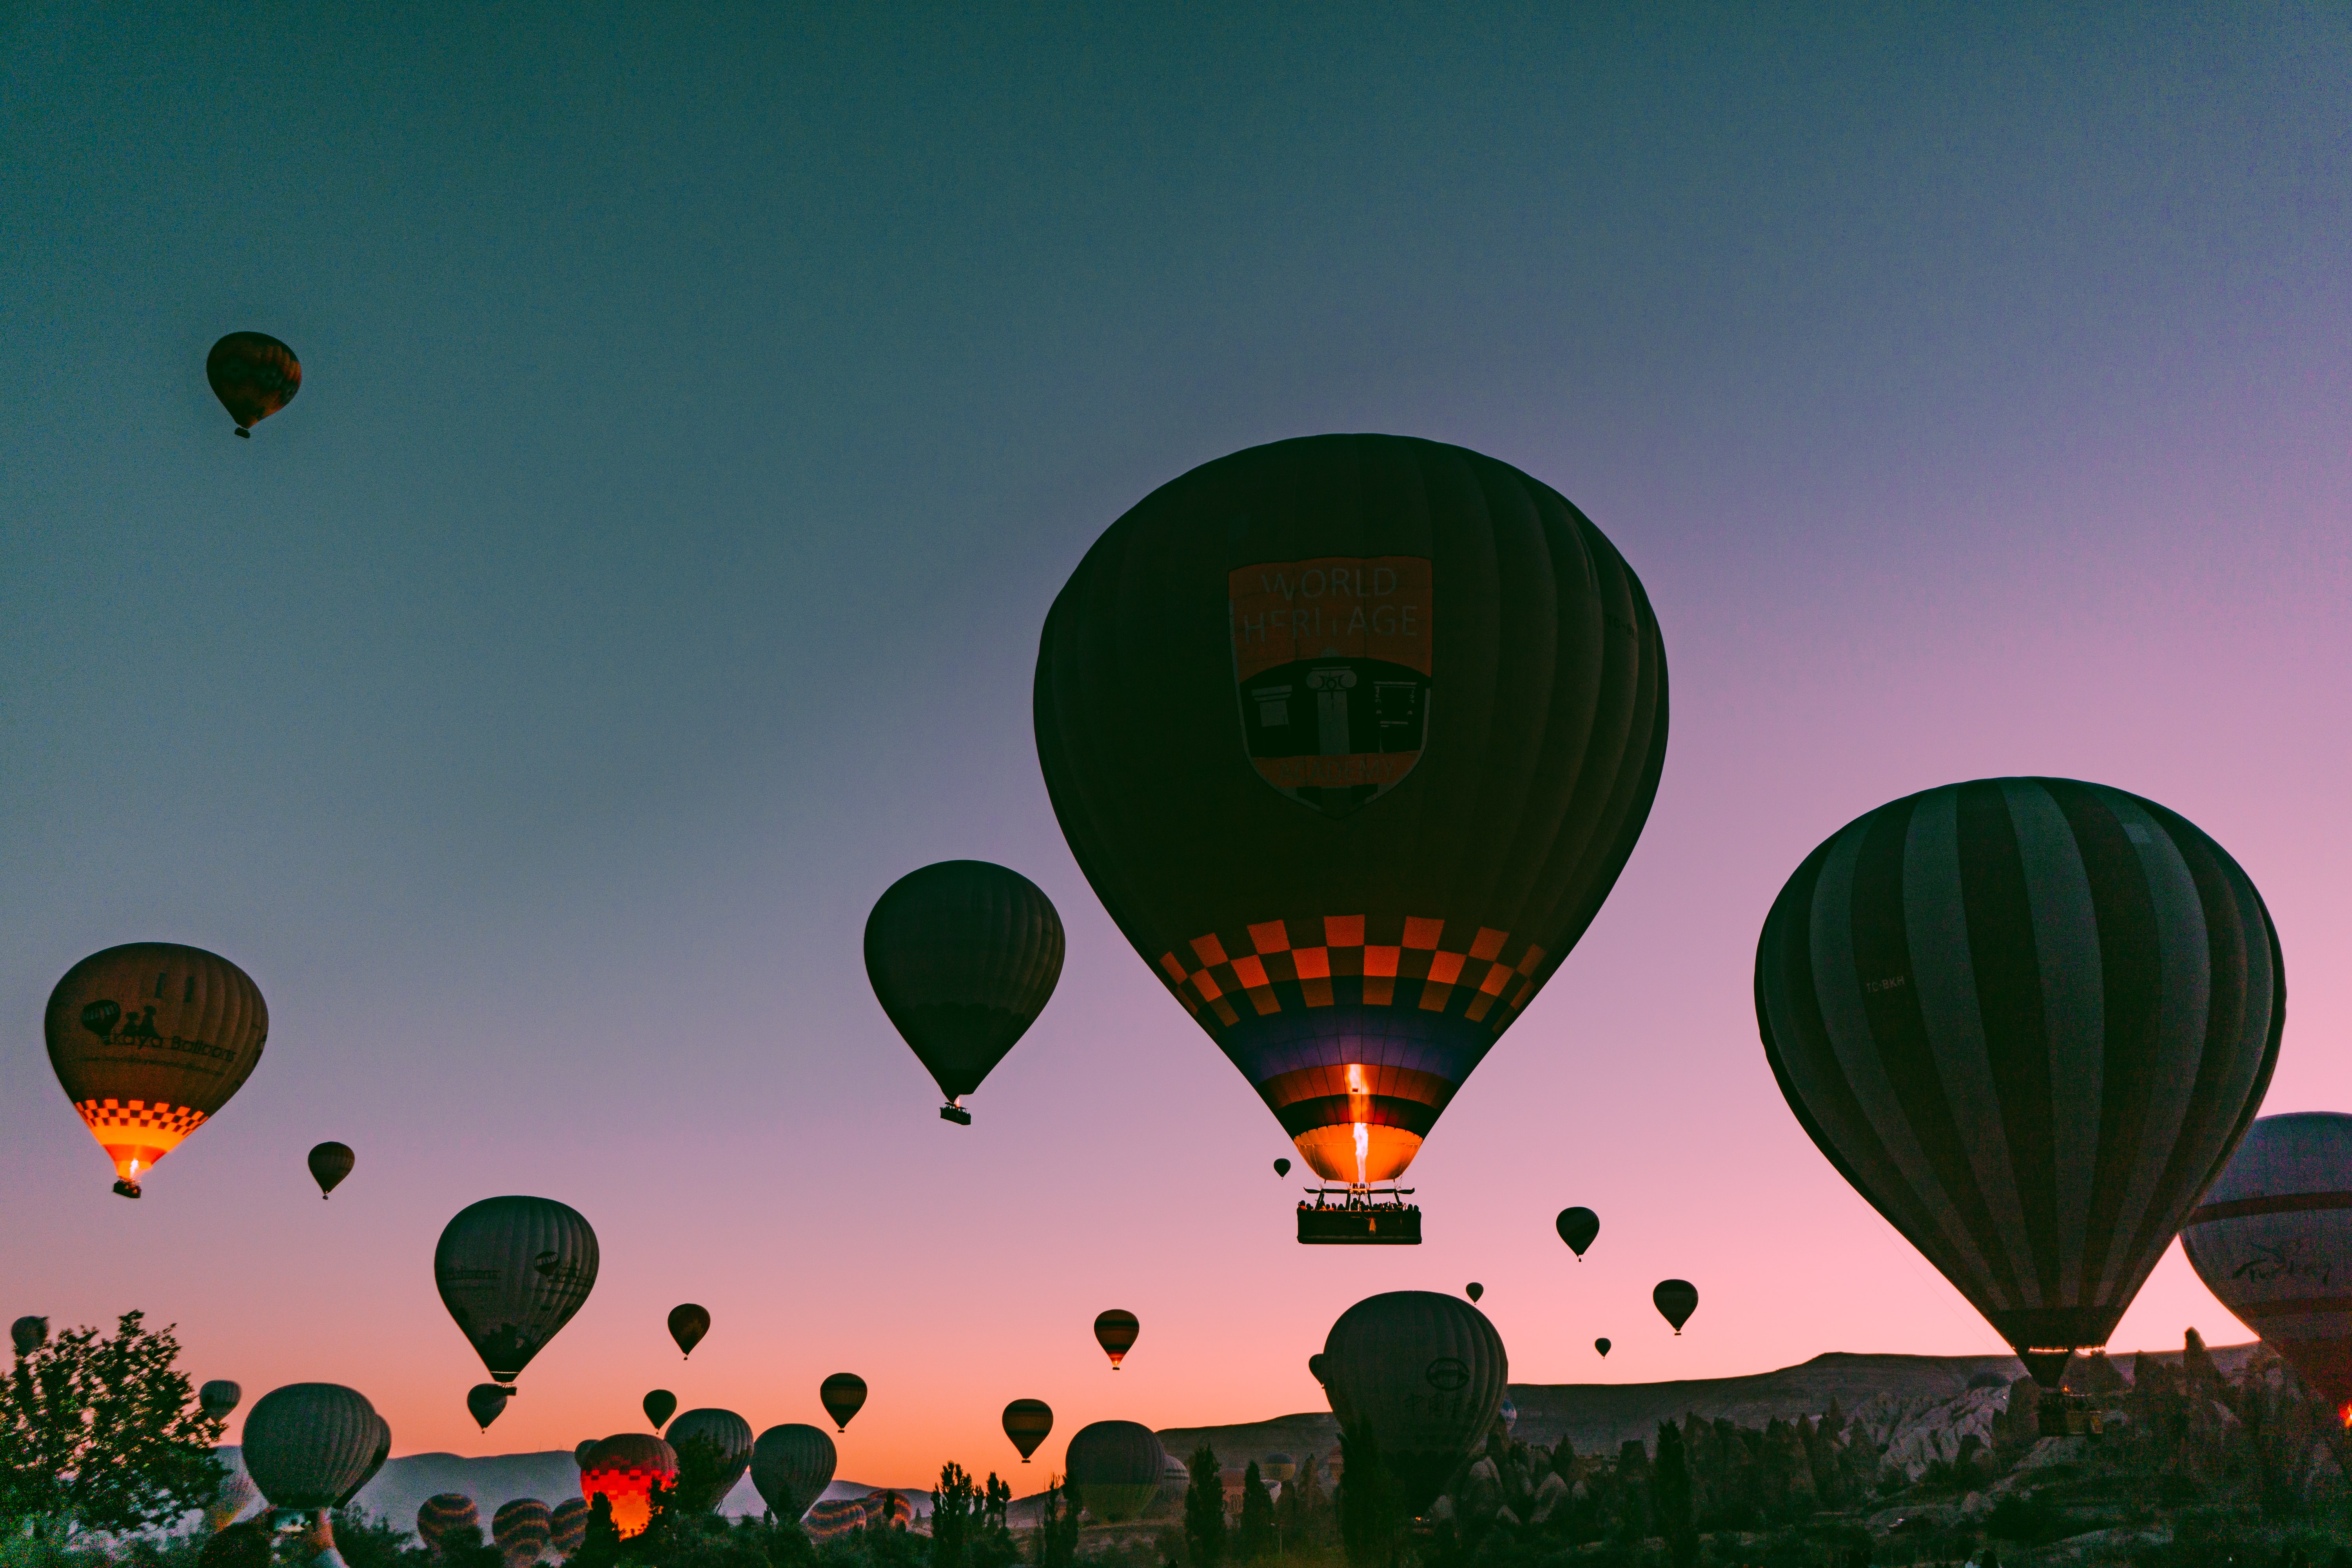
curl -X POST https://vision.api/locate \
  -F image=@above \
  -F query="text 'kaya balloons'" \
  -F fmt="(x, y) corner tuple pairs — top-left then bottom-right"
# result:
(434, 1197), (599, 1385)
(1318, 1290), (1506, 1512)
(866, 860), (1065, 1124)
(2182, 1113), (2352, 1418)
(207, 333), (301, 437)
(1757, 777), (2283, 1387)
(45, 944), (269, 1197)
(1035, 436), (1667, 1194)
(751, 1424), (837, 1521)
(1094, 1309), (1140, 1369)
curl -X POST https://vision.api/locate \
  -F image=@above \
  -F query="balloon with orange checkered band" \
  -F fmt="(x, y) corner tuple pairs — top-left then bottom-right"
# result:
(1034, 434), (1667, 1187)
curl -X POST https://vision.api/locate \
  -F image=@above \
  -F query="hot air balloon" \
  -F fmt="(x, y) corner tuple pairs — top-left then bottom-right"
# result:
(1555, 1207), (1598, 1259)
(492, 1499), (551, 1568)
(751, 1424), (837, 1521)
(1064, 1421), (1166, 1522)
(242, 1384), (384, 1514)
(419, 1494), (480, 1556)
(207, 1470), (261, 1534)
(573, 1442), (596, 1469)
(803, 1498), (871, 1544)
(200, 1380), (242, 1420)
(308, 1143), (354, 1198)
(667, 1304), (709, 1359)
(865, 861), (1066, 1124)
(434, 1197), (599, 1386)
(207, 333), (301, 437)
(338, 1414), (390, 1510)
(1261, 1453), (1297, 1485)
(2182, 1112), (2352, 1420)
(1756, 777), (2283, 1387)
(642, 1390), (677, 1430)
(468, 1384), (514, 1431)
(1464, 1283), (1483, 1303)
(1593, 1338), (1610, 1358)
(1034, 436), (1667, 1240)
(1274, 1159), (1291, 1178)
(1094, 1310), (1139, 1369)
(666, 1408), (754, 1511)
(1652, 1281), (1697, 1334)
(548, 1498), (590, 1560)
(13, 1317), (49, 1357)
(45, 944), (269, 1197)
(819, 1373), (867, 1432)
(1002, 1399), (1053, 1461)
(1318, 1290), (1505, 1512)
(579, 1434), (677, 1539)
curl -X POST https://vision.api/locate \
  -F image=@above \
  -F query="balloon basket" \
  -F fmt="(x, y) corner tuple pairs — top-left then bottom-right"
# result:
(939, 1103), (971, 1125)
(1297, 1186), (1420, 1245)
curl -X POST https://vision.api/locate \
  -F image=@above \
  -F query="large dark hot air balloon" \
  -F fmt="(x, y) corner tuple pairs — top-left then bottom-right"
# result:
(1064, 1421), (1165, 1522)
(666, 1408), (754, 1511)
(1002, 1399), (1053, 1461)
(819, 1373), (866, 1431)
(206, 333), (301, 437)
(468, 1383), (513, 1431)
(1034, 436), (1667, 1236)
(45, 944), (269, 1196)
(1555, 1207), (1598, 1259)
(865, 861), (1065, 1124)
(492, 1499), (551, 1568)
(548, 1498), (590, 1560)
(1094, 1309), (1139, 1369)
(418, 1494), (479, 1556)
(242, 1384), (384, 1511)
(579, 1434), (677, 1539)
(337, 1412), (390, 1510)
(1757, 777), (2283, 1387)
(200, 1380), (241, 1419)
(434, 1197), (599, 1386)
(2182, 1113), (2352, 1419)
(751, 1424), (837, 1521)
(309, 1143), (354, 1198)
(11, 1318), (47, 1357)
(1318, 1291), (1505, 1512)
(642, 1390), (676, 1430)
(667, 1304), (709, 1358)
(1652, 1281), (1697, 1334)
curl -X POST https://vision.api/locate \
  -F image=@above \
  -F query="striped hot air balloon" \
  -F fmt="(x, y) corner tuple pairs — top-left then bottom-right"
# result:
(579, 1434), (677, 1539)
(2182, 1113), (2352, 1421)
(547, 1498), (590, 1560)
(434, 1197), (599, 1386)
(802, 1498), (869, 1544)
(664, 1408), (753, 1512)
(492, 1499), (551, 1568)
(1756, 777), (2283, 1386)
(1001, 1399), (1052, 1462)
(417, 1494), (480, 1557)
(206, 332), (301, 436)
(1318, 1291), (1505, 1512)
(751, 1424), (836, 1521)
(1063, 1422), (1165, 1522)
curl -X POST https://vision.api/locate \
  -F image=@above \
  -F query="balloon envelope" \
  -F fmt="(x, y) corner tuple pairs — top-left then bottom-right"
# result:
(2182, 1112), (2352, 1416)
(548, 1498), (590, 1559)
(468, 1384), (512, 1431)
(418, 1494), (479, 1553)
(1756, 777), (2283, 1383)
(1001, 1398), (1053, 1461)
(1274, 1159), (1290, 1178)
(45, 944), (268, 1195)
(337, 1414), (391, 1509)
(1064, 1421), (1165, 1522)
(819, 1373), (867, 1431)
(751, 1424), (837, 1521)
(1318, 1290), (1506, 1511)
(580, 1434), (677, 1539)
(241, 1384), (383, 1510)
(1555, 1207), (1599, 1258)
(206, 332), (301, 434)
(1094, 1310), (1139, 1369)
(642, 1390), (676, 1430)
(866, 861), (1065, 1111)
(10, 1317), (47, 1357)
(308, 1142), (354, 1198)
(665, 1407), (754, 1510)
(1593, 1338), (1610, 1357)
(667, 1303), (709, 1358)
(1034, 434), (1668, 1185)
(199, 1379), (242, 1420)
(492, 1499), (551, 1568)
(434, 1196), (599, 1383)
(1653, 1281), (1698, 1333)
(1464, 1283), (1482, 1302)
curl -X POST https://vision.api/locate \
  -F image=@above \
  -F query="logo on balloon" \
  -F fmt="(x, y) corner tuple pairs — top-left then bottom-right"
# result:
(80, 1000), (122, 1039)
(2230, 1240), (2333, 1287)
(1424, 1356), (1469, 1392)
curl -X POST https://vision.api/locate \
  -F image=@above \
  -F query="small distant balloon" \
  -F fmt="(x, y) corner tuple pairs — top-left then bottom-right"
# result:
(206, 332), (301, 437)
(1556, 1207), (1599, 1259)
(418, 1494), (479, 1553)
(10, 1318), (45, 1357)
(1002, 1399), (1053, 1461)
(1594, 1338), (1610, 1357)
(1465, 1283), (1483, 1303)
(492, 1499), (551, 1568)
(1094, 1309), (1139, 1370)
(643, 1389), (677, 1430)
(1274, 1159), (1290, 1178)
(1653, 1280), (1698, 1335)
(200, 1380), (242, 1420)
(667, 1303), (710, 1359)
(819, 1373), (867, 1432)
(1307, 1353), (1328, 1385)
(467, 1383), (512, 1431)
(308, 1142), (354, 1198)
(548, 1498), (591, 1560)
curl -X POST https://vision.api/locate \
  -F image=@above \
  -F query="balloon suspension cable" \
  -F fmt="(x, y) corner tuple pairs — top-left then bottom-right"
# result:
(1298, 1182), (1414, 1210)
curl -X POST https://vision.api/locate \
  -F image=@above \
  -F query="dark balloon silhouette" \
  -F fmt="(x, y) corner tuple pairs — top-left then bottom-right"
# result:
(1035, 436), (1667, 1193)
(308, 1142), (354, 1198)
(1318, 1291), (1506, 1512)
(642, 1390), (677, 1430)
(819, 1373), (867, 1432)
(492, 1499), (550, 1568)
(433, 1196), (598, 1385)
(9, 1318), (45, 1357)
(667, 1303), (709, 1359)
(665, 1408), (753, 1511)
(467, 1383), (512, 1431)
(1002, 1398), (1053, 1461)
(1555, 1207), (1599, 1259)
(1063, 1421), (1165, 1522)
(241, 1384), (383, 1510)
(750, 1424), (837, 1522)
(1094, 1309), (1139, 1369)
(1307, 1354), (1328, 1385)
(1594, 1338), (1610, 1357)
(45, 944), (268, 1197)
(548, 1497), (590, 1559)
(1274, 1158), (1290, 1178)
(1464, 1283), (1483, 1303)
(1653, 1281), (1698, 1334)
(866, 861), (1065, 1124)
(417, 1495), (478, 1553)
(206, 332), (301, 437)
(336, 1414), (390, 1510)
(1757, 777), (2283, 1387)
(573, 1441), (597, 1468)
(200, 1380), (241, 1420)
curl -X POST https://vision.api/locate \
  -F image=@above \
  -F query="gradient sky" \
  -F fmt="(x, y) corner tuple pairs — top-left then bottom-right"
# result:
(3, 2), (2347, 1490)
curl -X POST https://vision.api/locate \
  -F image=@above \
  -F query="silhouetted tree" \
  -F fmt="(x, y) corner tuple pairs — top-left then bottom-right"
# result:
(1651, 1422), (1697, 1568)
(1335, 1428), (1399, 1568)
(1235, 1462), (1274, 1562)
(930, 1461), (977, 1568)
(1184, 1445), (1225, 1568)
(1031, 1478), (1080, 1568)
